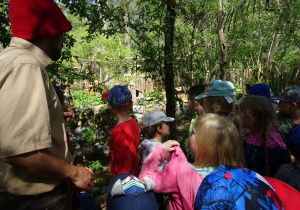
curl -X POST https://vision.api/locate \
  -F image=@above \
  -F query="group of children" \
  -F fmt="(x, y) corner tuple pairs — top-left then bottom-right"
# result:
(102, 83), (300, 210)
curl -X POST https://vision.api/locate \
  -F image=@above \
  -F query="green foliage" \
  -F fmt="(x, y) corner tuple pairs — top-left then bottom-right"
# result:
(86, 160), (103, 170)
(71, 90), (105, 107)
(0, 0), (11, 48)
(144, 89), (166, 105)
(83, 126), (95, 145)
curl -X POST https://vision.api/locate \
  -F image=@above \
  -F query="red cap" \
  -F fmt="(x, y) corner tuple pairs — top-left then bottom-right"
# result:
(10, 0), (72, 40)
(102, 91), (109, 101)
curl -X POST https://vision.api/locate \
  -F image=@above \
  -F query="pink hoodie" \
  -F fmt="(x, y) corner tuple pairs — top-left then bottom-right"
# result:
(139, 145), (203, 210)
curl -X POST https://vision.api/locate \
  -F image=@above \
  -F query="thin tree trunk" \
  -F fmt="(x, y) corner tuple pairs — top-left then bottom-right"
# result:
(265, 31), (281, 69)
(164, 0), (177, 138)
(218, 0), (227, 80)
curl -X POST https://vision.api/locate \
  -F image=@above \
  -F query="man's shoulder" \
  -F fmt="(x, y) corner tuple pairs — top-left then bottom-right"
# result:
(0, 46), (40, 67)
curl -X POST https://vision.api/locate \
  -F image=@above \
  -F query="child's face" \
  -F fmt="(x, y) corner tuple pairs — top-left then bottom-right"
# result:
(189, 130), (197, 155)
(237, 108), (252, 129)
(160, 122), (170, 137)
(188, 98), (196, 111)
(278, 100), (293, 115)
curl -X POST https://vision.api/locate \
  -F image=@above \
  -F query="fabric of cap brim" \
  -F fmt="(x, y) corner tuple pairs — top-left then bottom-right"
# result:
(163, 117), (174, 122)
(118, 103), (132, 108)
(195, 93), (209, 100)
(269, 99), (278, 104)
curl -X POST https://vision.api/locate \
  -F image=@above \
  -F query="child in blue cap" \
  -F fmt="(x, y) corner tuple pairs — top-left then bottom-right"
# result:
(102, 85), (141, 177)
(107, 173), (157, 210)
(276, 86), (300, 140)
(194, 165), (283, 210)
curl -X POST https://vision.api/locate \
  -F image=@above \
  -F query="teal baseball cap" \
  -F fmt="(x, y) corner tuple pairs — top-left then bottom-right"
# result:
(195, 80), (236, 100)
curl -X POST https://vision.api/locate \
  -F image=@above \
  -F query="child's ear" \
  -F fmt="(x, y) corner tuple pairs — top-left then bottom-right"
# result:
(107, 104), (113, 110)
(157, 124), (163, 133)
(291, 102), (297, 108)
(192, 99), (198, 105)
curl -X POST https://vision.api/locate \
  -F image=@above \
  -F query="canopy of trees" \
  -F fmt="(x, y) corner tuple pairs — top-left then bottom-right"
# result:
(1, 0), (300, 136)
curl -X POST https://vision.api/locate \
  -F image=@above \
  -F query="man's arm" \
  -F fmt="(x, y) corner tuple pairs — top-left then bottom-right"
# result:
(1, 149), (94, 192)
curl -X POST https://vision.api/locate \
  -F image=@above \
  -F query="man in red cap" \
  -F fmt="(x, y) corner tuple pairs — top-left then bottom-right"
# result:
(0, 1), (94, 209)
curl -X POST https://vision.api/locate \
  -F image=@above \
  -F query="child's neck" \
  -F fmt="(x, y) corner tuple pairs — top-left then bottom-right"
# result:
(249, 126), (262, 135)
(114, 112), (131, 123)
(151, 135), (163, 143)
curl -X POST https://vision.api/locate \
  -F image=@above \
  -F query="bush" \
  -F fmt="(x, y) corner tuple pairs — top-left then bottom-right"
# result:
(144, 89), (166, 105)
(83, 126), (95, 145)
(71, 90), (105, 107)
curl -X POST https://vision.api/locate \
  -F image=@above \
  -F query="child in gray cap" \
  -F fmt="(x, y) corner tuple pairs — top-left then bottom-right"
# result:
(139, 110), (174, 171)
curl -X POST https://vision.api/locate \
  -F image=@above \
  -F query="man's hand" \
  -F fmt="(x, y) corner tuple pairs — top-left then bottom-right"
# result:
(1, 149), (94, 192)
(68, 166), (94, 192)
(63, 107), (75, 122)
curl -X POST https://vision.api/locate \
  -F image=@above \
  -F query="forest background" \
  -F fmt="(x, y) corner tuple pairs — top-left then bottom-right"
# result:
(1, 0), (300, 138)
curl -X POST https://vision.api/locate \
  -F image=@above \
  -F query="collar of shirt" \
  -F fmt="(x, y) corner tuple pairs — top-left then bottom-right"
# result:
(9, 37), (52, 68)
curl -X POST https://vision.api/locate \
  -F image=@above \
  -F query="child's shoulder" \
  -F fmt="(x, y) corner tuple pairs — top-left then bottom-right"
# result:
(140, 139), (161, 146)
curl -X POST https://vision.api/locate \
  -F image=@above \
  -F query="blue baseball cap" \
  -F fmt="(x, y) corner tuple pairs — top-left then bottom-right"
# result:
(248, 84), (277, 104)
(102, 85), (132, 108)
(194, 165), (283, 210)
(287, 125), (300, 152)
(107, 173), (158, 210)
(276, 86), (300, 103)
(195, 80), (236, 100)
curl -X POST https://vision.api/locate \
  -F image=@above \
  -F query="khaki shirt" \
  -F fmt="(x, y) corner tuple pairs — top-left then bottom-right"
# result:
(0, 37), (73, 195)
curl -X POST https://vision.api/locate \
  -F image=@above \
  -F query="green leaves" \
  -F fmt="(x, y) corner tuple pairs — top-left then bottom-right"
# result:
(83, 126), (96, 145)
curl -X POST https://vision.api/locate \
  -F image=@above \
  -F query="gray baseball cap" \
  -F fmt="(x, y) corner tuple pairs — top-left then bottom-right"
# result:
(141, 110), (174, 128)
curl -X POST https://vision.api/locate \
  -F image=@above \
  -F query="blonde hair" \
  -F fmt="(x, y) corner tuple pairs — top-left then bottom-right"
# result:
(192, 113), (244, 168)
(203, 96), (241, 132)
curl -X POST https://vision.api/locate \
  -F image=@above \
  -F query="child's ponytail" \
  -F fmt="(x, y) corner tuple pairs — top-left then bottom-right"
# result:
(261, 113), (271, 176)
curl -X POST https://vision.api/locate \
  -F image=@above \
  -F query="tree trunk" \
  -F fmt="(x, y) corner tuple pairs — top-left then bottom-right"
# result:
(265, 31), (281, 81)
(218, 0), (227, 81)
(164, 0), (177, 138)
(265, 31), (281, 67)
(124, 4), (131, 52)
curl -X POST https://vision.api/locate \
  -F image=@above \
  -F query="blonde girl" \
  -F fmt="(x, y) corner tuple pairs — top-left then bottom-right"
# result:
(238, 95), (290, 176)
(191, 113), (244, 169)
(139, 113), (244, 210)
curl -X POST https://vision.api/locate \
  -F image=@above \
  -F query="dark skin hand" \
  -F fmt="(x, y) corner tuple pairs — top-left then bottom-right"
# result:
(63, 107), (75, 122)
(1, 149), (94, 192)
